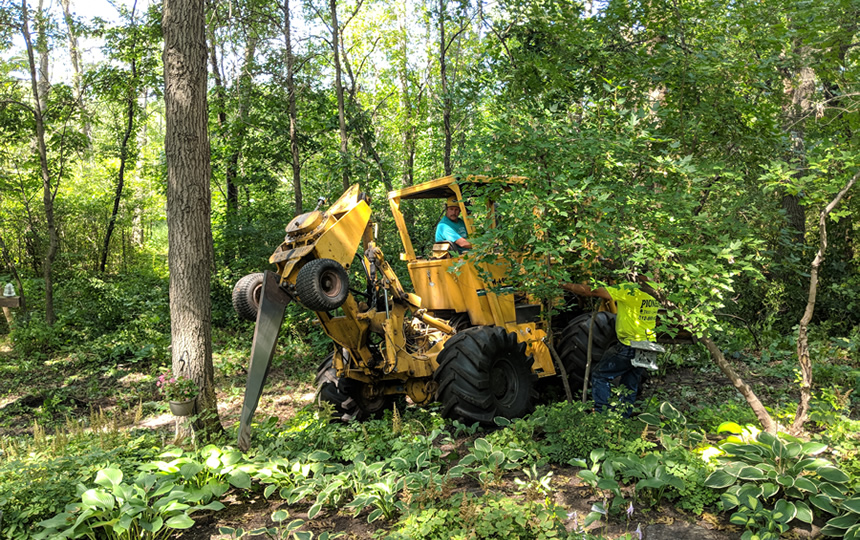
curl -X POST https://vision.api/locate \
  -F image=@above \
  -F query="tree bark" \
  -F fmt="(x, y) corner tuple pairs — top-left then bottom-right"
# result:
(21, 0), (58, 326)
(163, 0), (222, 438)
(791, 171), (858, 434)
(60, 0), (87, 136)
(282, 0), (303, 214)
(701, 336), (777, 434)
(100, 0), (140, 273)
(439, 0), (452, 176)
(638, 280), (777, 433)
(330, 0), (350, 190)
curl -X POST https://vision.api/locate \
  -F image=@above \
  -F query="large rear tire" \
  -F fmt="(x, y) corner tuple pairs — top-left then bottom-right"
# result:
(315, 354), (391, 421)
(556, 312), (618, 394)
(434, 326), (536, 424)
(232, 272), (264, 322)
(297, 259), (349, 312)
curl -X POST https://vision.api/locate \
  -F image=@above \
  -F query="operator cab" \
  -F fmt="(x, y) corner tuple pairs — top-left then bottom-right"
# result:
(387, 175), (540, 328)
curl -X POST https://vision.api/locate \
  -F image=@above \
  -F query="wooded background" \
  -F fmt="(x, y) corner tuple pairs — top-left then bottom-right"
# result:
(0, 0), (857, 345)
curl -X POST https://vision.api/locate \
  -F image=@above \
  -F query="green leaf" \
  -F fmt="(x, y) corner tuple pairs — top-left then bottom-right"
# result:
(773, 500), (796, 523)
(716, 422), (743, 434)
(81, 489), (115, 510)
(368, 508), (384, 523)
(637, 413), (661, 426)
(165, 514), (195, 529)
(140, 516), (164, 532)
(842, 498), (860, 514)
(794, 501), (814, 524)
(737, 466), (767, 481)
(95, 468), (123, 489)
(817, 467), (850, 484)
(810, 494), (838, 515)
(776, 474), (794, 488)
(760, 483), (779, 499)
(659, 401), (682, 421)
(272, 509), (289, 522)
(308, 503), (322, 519)
(825, 514), (860, 530)
(704, 469), (735, 489)
(228, 471), (251, 489)
(801, 442), (828, 455)
(845, 523), (860, 540)
(474, 438), (492, 453)
(820, 482), (847, 500)
(721, 492), (740, 511)
(309, 450), (331, 461)
(730, 512), (749, 526)
(793, 477), (817, 493)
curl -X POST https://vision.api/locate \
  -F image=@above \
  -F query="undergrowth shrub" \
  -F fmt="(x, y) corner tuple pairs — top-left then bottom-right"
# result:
(536, 401), (652, 463)
(382, 492), (573, 540)
(0, 429), (162, 539)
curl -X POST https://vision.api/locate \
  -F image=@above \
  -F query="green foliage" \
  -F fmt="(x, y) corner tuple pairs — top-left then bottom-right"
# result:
(384, 492), (571, 540)
(0, 430), (162, 540)
(705, 425), (847, 538)
(35, 466), (226, 540)
(537, 401), (653, 463)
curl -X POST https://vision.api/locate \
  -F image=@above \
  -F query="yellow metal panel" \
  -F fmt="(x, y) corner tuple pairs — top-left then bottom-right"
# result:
(388, 196), (416, 261)
(408, 259), (465, 311)
(314, 201), (371, 267)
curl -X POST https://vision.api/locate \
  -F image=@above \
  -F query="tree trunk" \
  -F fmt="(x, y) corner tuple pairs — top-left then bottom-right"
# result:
(701, 336), (777, 434)
(398, 15), (416, 189)
(60, 0), (87, 136)
(21, 0), (58, 326)
(227, 35), (258, 217)
(791, 171), (858, 434)
(439, 0), (452, 176)
(780, 46), (815, 244)
(163, 0), (222, 438)
(283, 0), (303, 214)
(638, 281), (777, 434)
(330, 0), (350, 190)
(101, 0), (140, 273)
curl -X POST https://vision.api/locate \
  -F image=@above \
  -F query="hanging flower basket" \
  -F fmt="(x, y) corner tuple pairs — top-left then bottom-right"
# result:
(169, 399), (195, 417)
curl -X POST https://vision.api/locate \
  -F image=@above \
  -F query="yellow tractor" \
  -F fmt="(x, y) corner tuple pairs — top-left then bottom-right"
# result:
(234, 176), (621, 450)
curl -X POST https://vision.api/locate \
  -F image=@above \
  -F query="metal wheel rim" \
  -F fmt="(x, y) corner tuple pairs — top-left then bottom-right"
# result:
(320, 269), (345, 299)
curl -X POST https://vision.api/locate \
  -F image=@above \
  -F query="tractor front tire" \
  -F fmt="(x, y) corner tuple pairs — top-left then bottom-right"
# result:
(556, 312), (618, 394)
(297, 259), (349, 312)
(315, 354), (390, 421)
(434, 326), (536, 424)
(232, 272), (264, 322)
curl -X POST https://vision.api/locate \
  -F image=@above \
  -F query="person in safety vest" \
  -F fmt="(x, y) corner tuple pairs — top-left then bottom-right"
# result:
(562, 278), (660, 416)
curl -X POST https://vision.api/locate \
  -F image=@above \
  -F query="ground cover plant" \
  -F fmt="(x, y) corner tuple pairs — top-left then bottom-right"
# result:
(1, 324), (858, 540)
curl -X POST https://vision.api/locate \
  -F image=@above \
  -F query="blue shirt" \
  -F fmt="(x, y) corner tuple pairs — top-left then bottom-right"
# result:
(435, 216), (468, 252)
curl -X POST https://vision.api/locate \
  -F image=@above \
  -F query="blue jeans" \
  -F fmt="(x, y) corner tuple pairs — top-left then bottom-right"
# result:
(591, 343), (644, 417)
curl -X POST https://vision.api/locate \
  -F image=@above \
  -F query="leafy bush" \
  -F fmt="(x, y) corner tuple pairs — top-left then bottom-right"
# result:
(704, 424), (848, 539)
(0, 430), (162, 539)
(536, 401), (652, 463)
(384, 492), (572, 540)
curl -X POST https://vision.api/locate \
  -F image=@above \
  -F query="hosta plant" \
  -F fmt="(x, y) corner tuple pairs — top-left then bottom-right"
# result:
(35, 467), (225, 539)
(705, 423), (848, 539)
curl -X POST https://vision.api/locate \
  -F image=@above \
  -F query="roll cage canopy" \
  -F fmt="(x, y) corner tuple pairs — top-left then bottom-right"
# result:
(387, 175), (524, 261)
